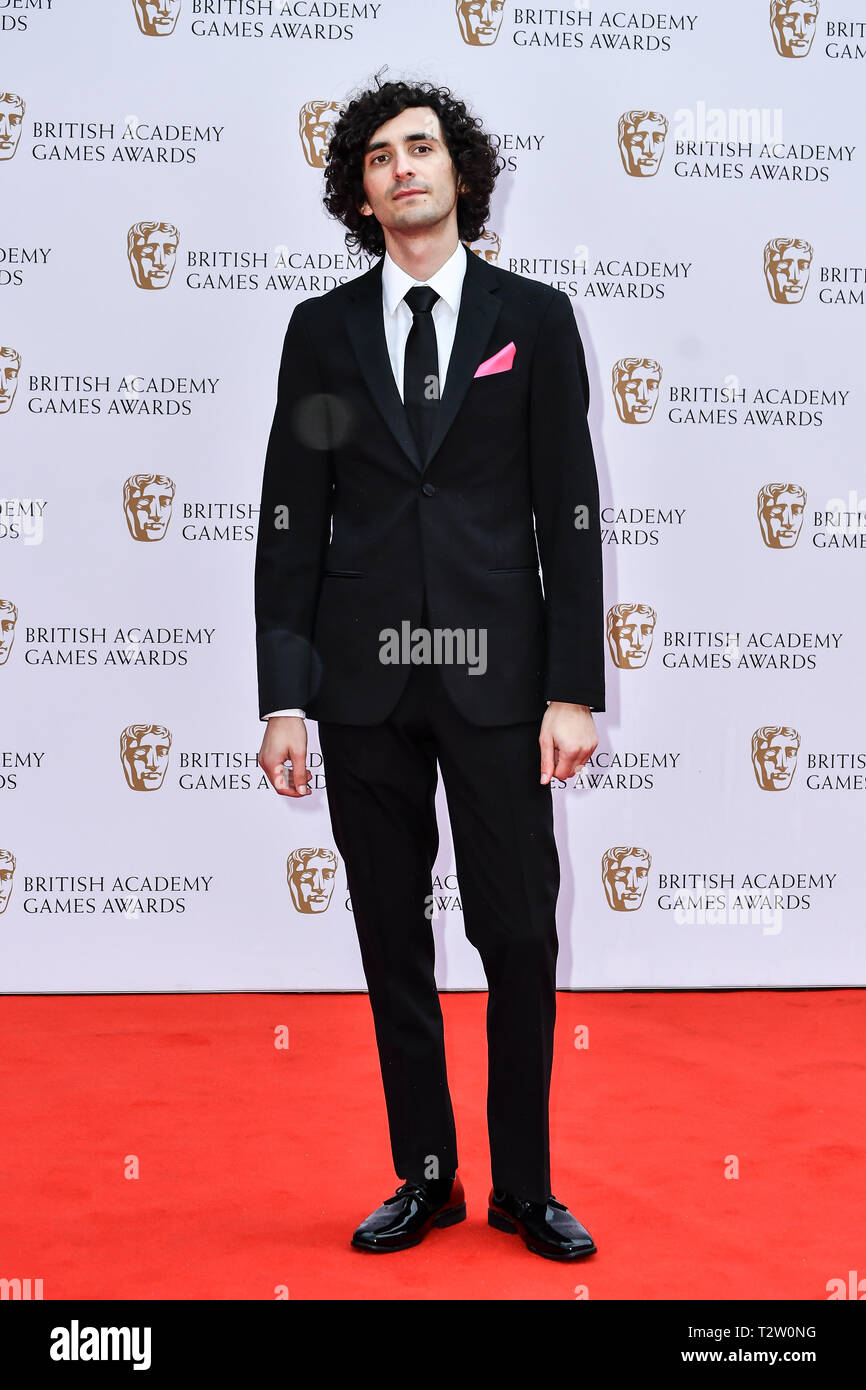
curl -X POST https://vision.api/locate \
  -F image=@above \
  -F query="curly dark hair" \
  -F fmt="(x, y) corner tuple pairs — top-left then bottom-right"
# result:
(322, 73), (503, 259)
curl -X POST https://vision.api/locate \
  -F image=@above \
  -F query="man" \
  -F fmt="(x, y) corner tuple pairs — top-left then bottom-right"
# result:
(255, 78), (605, 1261)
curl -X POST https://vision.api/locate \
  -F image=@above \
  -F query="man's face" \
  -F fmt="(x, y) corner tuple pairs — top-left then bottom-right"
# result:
(761, 490), (804, 546)
(359, 106), (461, 247)
(0, 97), (24, 159)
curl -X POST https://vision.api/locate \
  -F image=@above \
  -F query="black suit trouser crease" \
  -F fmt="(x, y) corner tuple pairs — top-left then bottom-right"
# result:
(317, 597), (560, 1204)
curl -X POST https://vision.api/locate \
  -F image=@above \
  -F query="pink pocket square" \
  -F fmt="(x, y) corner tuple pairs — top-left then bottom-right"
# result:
(474, 341), (516, 378)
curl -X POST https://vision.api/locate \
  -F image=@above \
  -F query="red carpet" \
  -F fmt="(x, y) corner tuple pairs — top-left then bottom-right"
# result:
(1, 990), (863, 1300)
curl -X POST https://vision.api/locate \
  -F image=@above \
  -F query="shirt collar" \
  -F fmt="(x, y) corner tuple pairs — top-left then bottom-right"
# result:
(382, 240), (467, 317)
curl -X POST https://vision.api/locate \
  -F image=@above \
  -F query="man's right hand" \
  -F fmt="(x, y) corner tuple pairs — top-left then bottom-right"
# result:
(258, 715), (311, 797)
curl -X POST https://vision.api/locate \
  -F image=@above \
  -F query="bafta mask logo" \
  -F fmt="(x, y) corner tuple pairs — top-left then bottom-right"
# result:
(287, 847), (338, 914)
(120, 723), (172, 790)
(757, 482), (806, 548)
(0, 848), (15, 914)
(0, 92), (25, 161)
(612, 357), (662, 423)
(0, 598), (17, 665)
(602, 846), (651, 912)
(770, 0), (819, 58)
(618, 110), (668, 177)
(764, 237), (812, 304)
(299, 100), (343, 168)
(0, 346), (21, 415)
(752, 725), (800, 791)
(607, 603), (657, 670)
(456, 0), (505, 45)
(469, 230), (501, 263)
(127, 221), (179, 289)
(124, 474), (175, 542)
(132, 0), (181, 36)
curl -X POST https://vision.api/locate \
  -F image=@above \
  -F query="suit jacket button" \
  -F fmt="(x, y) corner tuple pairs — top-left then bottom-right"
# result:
(421, 482), (437, 496)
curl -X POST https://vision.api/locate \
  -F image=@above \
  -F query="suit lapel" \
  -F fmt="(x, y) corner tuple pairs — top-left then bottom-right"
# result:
(346, 245), (504, 473)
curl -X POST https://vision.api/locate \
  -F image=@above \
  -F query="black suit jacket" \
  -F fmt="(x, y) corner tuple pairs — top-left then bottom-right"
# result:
(254, 243), (605, 726)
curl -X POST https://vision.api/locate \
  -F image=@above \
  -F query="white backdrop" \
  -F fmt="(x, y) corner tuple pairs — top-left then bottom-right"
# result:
(2, 0), (864, 990)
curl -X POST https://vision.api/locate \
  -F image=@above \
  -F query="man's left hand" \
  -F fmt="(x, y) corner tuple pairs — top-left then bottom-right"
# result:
(539, 702), (598, 784)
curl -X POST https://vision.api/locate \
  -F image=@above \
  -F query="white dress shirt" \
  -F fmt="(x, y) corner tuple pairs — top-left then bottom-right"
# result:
(263, 241), (468, 721)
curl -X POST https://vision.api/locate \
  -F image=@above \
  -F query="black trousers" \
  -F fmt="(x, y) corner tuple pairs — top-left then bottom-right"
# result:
(317, 601), (560, 1204)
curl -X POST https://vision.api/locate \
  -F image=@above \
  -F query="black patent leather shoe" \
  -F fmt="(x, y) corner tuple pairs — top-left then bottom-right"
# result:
(488, 1188), (597, 1260)
(351, 1175), (466, 1252)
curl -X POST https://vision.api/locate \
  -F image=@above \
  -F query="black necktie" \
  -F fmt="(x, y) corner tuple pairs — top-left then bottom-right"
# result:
(403, 285), (440, 458)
